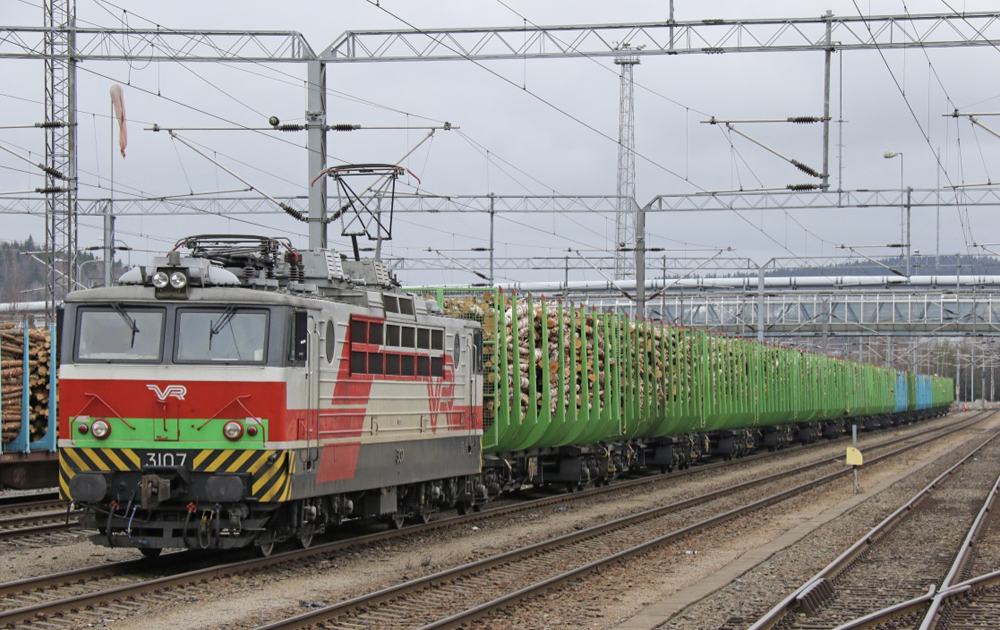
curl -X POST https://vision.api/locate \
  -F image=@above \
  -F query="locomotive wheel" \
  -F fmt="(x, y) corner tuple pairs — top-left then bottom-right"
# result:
(391, 515), (406, 530)
(139, 547), (162, 559)
(254, 539), (275, 558)
(295, 530), (314, 549)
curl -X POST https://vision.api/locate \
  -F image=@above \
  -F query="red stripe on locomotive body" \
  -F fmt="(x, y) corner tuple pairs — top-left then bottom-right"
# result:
(316, 324), (375, 483)
(58, 379), (288, 439)
(313, 316), (479, 483)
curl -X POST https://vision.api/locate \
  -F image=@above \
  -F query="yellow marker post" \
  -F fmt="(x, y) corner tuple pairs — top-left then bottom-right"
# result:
(845, 447), (863, 466)
(849, 423), (862, 495)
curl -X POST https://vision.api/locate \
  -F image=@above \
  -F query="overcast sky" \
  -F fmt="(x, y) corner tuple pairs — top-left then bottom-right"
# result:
(3, 0), (1000, 286)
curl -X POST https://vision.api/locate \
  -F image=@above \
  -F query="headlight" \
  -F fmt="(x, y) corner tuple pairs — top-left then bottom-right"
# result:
(169, 271), (188, 289)
(223, 421), (244, 441)
(152, 271), (169, 289)
(91, 420), (111, 439)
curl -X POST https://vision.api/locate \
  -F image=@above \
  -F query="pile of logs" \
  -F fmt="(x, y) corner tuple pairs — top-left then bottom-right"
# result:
(439, 293), (498, 427)
(443, 293), (619, 419)
(440, 292), (700, 422)
(1, 323), (54, 444)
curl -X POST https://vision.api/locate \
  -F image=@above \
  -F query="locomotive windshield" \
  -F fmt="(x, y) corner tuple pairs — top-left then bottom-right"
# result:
(175, 308), (268, 363)
(76, 307), (164, 361)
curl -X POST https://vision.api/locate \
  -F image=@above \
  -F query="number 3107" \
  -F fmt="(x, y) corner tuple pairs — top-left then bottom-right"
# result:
(146, 452), (187, 467)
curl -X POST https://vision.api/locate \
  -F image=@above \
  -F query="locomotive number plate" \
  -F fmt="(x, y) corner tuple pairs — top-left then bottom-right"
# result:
(145, 452), (188, 468)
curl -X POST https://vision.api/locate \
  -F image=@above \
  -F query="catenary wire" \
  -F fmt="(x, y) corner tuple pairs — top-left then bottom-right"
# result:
(851, 0), (972, 258)
(363, 0), (707, 194)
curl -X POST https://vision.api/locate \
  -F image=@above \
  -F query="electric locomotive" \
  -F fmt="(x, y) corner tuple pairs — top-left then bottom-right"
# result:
(58, 235), (484, 557)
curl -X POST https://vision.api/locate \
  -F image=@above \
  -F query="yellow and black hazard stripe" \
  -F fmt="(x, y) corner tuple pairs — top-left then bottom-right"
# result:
(60, 447), (141, 500)
(250, 451), (294, 503)
(60, 447), (294, 504)
(191, 449), (293, 503)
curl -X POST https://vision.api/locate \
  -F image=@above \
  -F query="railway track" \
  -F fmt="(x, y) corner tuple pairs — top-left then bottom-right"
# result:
(749, 415), (1000, 630)
(0, 411), (982, 629)
(0, 491), (60, 511)
(0, 491), (79, 543)
(246, 412), (994, 630)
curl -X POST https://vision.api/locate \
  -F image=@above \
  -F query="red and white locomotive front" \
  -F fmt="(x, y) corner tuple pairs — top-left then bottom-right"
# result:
(59, 239), (484, 555)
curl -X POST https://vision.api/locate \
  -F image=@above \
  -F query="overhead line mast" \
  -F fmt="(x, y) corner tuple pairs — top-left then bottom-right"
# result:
(43, 0), (77, 320)
(614, 45), (640, 281)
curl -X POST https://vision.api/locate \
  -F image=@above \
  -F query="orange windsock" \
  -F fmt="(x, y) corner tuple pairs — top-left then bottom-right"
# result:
(110, 84), (127, 158)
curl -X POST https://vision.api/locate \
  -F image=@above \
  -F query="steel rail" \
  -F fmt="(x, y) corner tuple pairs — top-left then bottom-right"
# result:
(253, 412), (991, 630)
(0, 499), (66, 514)
(826, 457), (1000, 630)
(0, 509), (80, 533)
(0, 411), (974, 628)
(748, 416), (1000, 630)
(830, 569), (1000, 630)
(0, 411), (968, 616)
(0, 552), (189, 599)
(0, 519), (80, 542)
(0, 446), (839, 623)
(0, 491), (60, 509)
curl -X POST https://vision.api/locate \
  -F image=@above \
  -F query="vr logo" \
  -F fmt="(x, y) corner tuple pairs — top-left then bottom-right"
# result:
(147, 384), (187, 402)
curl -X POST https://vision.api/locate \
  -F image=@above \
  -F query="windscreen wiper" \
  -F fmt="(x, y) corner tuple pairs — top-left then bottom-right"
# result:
(111, 303), (140, 348)
(208, 305), (237, 351)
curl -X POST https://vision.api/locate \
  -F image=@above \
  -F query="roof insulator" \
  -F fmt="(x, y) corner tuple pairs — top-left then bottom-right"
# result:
(280, 203), (306, 222)
(791, 160), (822, 179)
(41, 165), (66, 180)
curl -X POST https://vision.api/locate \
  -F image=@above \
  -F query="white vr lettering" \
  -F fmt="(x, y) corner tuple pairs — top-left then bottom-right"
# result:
(147, 384), (187, 402)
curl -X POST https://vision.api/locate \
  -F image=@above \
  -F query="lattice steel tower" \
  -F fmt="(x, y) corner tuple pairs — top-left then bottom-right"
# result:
(614, 47), (639, 280)
(43, 0), (77, 317)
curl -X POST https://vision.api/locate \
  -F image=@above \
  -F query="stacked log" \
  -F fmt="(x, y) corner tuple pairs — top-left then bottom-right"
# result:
(437, 291), (743, 431)
(437, 292), (499, 430)
(441, 294), (615, 419)
(1, 323), (54, 444)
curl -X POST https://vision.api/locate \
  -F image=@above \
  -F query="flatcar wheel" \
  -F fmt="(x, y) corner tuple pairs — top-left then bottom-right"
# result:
(139, 547), (162, 559)
(457, 503), (470, 516)
(254, 539), (275, 558)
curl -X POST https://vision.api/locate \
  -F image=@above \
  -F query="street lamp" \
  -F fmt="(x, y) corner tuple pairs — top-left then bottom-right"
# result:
(76, 259), (105, 289)
(884, 151), (910, 276)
